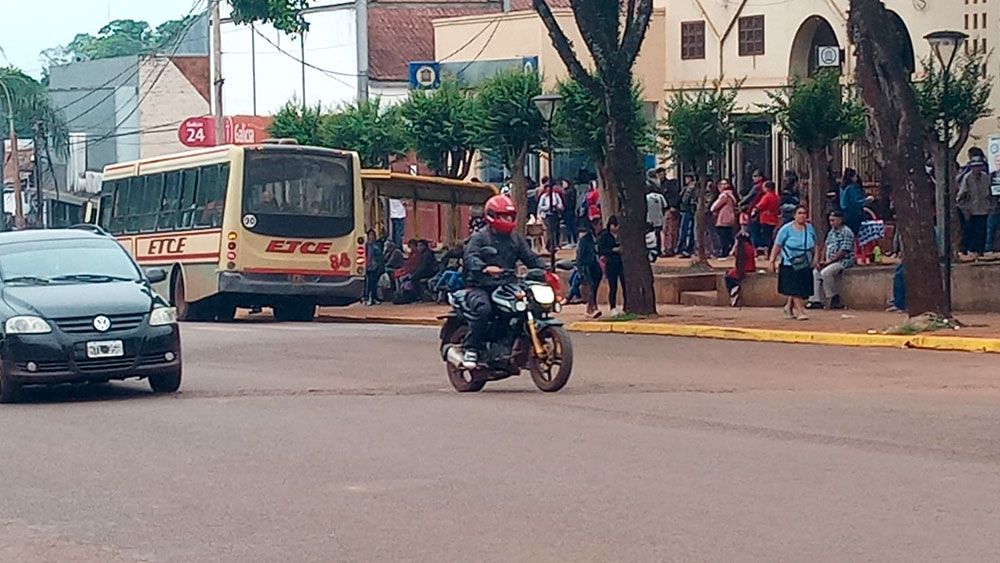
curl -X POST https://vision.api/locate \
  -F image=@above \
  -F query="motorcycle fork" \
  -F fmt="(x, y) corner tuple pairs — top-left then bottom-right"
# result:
(525, 312), (546, 356)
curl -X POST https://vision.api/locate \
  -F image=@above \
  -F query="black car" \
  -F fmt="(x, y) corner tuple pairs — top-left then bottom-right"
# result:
(0, 228), (181, 403)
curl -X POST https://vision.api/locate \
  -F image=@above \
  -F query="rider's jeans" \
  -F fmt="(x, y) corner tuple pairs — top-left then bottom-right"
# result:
(463, 287), (493, 350)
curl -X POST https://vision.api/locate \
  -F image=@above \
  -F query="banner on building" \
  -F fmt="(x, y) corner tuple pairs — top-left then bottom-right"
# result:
(179, 115), (274, 148)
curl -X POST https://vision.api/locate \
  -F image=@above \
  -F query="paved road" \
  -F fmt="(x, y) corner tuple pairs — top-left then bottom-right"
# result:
(1, 321), (999, 562)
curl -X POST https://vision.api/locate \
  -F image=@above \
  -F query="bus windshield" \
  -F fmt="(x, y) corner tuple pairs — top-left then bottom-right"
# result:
(242, 150), (354, 238)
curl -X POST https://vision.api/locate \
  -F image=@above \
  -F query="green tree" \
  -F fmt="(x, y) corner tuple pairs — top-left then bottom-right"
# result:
(227, 0), (311, 34)
(268, 100), (322, 145)
(533, 0), (657, 314)
(475, 70), (544, 233)
(659, 80), (742, 268)
(849, 0), (944, 317)
(553, 75), (653, 219)
(318, 98), (407, 168)
(914, 51), (994, 252)
(399, 80), (480, 179)
(0, 68), (69, 153)
(763, 69), (865, 240)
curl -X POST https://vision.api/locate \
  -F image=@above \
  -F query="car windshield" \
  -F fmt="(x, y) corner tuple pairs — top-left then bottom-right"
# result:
(0, 238), (141, 284)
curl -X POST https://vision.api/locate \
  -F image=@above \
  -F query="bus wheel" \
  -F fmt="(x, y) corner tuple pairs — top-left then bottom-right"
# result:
(172, 271), (209, 322)
(274, 301), (315, 322)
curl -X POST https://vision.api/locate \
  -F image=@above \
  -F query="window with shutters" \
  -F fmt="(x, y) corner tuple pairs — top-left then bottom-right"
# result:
(681, 21), (706, 60)
(738, 15), (765, 56)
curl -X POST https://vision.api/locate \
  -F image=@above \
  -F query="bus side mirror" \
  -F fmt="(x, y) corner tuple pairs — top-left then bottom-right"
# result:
(145, 268), (167, 284)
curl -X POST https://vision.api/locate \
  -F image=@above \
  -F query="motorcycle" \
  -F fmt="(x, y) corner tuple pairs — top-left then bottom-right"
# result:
(645, 227), (660, 262)
(438, 253), (573, 393)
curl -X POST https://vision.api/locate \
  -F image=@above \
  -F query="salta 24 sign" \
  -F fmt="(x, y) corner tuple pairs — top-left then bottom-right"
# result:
(178, 116), (273, 148)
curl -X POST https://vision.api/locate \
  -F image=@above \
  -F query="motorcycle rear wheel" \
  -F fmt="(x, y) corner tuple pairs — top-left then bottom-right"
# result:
(446, 327), (486, 393)
(528, 326), (573, 392)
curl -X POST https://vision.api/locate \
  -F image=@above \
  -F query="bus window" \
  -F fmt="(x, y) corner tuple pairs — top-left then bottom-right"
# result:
(195, 163), (229, 228)
(124, 176), (145, 233)
(178, 168), (199, 229)
(157, 171), (181, 230)
(242, 152), (354, 238)
(138, 173), (164, 232)
(98, 181), (114, 230)
(109, 179), (130, 234)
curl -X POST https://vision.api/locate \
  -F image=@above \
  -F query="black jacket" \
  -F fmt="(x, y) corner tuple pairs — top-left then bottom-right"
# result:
(597, 230), (623, 269)
(576, 232), (599, 270)
(464, 228), (545, 288)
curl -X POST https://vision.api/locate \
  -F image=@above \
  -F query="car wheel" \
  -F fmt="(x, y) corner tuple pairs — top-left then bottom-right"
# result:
(0, 366), (22, 404)
(172, 270), (210, 322)
(149, 367), (182, 393)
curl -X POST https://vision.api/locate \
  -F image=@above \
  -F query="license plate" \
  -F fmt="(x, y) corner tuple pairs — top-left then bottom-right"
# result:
(86, 340), (124, 358)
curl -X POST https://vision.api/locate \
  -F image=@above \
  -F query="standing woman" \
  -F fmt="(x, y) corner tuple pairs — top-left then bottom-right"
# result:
(770, 206), (821, 320)
(576, 218), (603, 318)
(839, 168), (867, 239)
(598, 216), (626, 316)
(752, 180), (781, 252)
(711, 179), (738, 258)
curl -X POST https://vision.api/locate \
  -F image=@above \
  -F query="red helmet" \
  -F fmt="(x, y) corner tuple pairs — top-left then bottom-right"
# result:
(484, 194), (517, 235)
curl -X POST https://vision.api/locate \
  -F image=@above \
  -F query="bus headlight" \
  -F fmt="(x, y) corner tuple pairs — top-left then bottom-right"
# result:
(149, 307), (178, 326)
(530, 285), (555, 306)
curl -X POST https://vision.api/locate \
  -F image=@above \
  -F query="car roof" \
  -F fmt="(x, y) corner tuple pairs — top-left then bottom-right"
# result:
(0, 229), (111, 246)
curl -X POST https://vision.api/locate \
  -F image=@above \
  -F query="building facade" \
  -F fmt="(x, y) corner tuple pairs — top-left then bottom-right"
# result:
(663, 0), (998, 187)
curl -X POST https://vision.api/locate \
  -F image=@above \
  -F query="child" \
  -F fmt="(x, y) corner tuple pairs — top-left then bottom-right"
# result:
(725, 232), (757, 307)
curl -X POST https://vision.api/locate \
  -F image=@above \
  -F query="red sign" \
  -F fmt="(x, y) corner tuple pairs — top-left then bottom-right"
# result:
(179, 115), (274, 148)
(265, 240), (333, 254)
(178, 117), (216, 147)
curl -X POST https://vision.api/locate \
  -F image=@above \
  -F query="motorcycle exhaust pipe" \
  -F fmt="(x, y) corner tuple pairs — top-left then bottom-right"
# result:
(442, 344), (466, 368)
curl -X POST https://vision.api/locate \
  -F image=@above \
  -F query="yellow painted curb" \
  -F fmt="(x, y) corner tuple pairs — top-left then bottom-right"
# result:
(568, 321), (1000, 354)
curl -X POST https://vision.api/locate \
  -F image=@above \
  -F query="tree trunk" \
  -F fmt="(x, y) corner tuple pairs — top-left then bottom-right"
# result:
(511, 148), (529, 234)
(604, 79), (656, 315)
(691, 166), (710, 269)
(595, 161), (620, 220)
(808, 149), (829, 242)
(849, 0), (946, 317)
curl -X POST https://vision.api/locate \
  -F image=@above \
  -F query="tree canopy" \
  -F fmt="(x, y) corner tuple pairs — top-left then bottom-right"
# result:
(553, 75), (653, 167)
(41, 17), (198, 71)
(228, 0), (311, 34)
(0, 67), (69, 155)
(914, 51), (994, 154)
(399, 80), (481, 179)
(660, 80), (741, 172)
(318, 98), (407, 169)
(763, 69), (865, 155)
(268, 100), (323, 145)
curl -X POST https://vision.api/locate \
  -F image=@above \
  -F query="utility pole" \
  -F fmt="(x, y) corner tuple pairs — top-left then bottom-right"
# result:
(300, 32), (307, 110)
(212, 0), (225, 145)
(33, 121), (44, 228)
(356, 0), (369, 102)
(0, 80), (23, 230)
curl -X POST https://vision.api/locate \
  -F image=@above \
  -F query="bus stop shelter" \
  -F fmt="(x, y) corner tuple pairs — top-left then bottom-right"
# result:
(361, 170), (497, 246)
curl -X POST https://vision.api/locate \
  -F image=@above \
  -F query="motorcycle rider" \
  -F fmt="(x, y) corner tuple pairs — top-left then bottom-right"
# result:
(461, 194), (546, 368)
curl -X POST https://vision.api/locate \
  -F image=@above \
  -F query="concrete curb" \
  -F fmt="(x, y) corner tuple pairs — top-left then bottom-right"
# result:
(319, 315), (442, 327)
(567, 321), (1000, 354)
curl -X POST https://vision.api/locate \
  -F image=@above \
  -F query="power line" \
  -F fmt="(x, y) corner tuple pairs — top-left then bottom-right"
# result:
(84, 1), (209, 149)
(250, 24), (360, 86)
(438, 13), (505, 62)
(63, 0), (207, 125)
(456, 17), (502, 76)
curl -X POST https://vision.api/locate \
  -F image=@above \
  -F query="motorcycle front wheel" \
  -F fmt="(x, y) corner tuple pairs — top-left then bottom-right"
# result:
(445, 326), (486, 393)
(528, 325), (574, 392)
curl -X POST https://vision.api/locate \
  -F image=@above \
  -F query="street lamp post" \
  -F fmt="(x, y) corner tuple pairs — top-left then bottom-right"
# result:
(924, 30), (968, 316)
(532, 93), (562, 270)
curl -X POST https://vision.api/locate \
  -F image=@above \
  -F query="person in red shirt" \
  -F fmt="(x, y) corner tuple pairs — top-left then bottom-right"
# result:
(585, 180), (602, 223)
(725, 231), (757, 307)
(751, 180), (780, 252)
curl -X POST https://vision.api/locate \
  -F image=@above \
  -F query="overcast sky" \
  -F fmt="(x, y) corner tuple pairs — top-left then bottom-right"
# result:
(2, 0), (195, 77)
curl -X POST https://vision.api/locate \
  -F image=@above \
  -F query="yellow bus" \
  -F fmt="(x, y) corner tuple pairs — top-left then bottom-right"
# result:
(96, 144), (365, 322)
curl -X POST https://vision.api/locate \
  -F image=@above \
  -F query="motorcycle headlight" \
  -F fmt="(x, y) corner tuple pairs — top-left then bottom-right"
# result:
(5, 315), (52, 334)
(530, 284), (556, 306)
(514, 300), (528, 312)
(149, 306), (178, 326)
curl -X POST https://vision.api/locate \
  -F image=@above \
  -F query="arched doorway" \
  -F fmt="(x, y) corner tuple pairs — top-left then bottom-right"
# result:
(886, 10), (916, 75)
(788, 15), (841, 78)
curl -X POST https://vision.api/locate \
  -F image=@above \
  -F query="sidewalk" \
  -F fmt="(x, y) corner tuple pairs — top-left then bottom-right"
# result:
(319, 302), (1000, 349)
